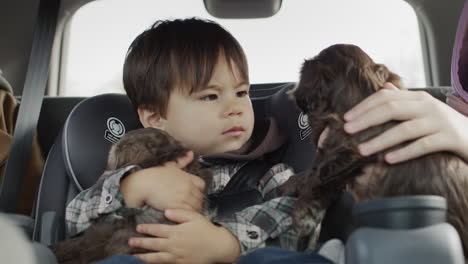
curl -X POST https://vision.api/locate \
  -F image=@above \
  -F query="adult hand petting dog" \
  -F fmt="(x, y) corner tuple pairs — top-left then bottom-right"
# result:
(344, 82), (468, 163)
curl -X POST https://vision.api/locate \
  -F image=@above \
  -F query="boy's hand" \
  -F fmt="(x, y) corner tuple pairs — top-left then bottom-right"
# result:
(129, 209), (241, 264)
(121, 151), (206, 212)
(344, 83), (468, 163)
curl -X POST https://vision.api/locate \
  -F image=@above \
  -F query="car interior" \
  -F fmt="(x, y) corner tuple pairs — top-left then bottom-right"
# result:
(0, 0), (467, 263)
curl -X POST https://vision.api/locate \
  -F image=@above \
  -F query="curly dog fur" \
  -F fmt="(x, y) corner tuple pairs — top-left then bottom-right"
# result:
(279, 45), (468, 255)
(51, 127), (213, 264)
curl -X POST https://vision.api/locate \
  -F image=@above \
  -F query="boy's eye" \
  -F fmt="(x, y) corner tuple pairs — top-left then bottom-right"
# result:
(237, 90), (249, 97)
(200, 94), (218, 101)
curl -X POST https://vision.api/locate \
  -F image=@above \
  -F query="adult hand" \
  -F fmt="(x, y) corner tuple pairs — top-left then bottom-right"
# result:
(121, 151), (206, 212)
(344, 83), (468, 163)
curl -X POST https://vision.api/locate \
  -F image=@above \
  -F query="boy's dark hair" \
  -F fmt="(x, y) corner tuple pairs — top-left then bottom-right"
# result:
(279, 44), (468, 254)
(123, 17), (249, 116)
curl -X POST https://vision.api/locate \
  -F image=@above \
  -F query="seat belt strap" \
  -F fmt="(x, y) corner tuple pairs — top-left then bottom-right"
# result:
(0, 0), (60, 212)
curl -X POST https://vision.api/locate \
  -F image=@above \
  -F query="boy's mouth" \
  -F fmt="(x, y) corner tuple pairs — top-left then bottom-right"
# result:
(223, 126), (245, 137)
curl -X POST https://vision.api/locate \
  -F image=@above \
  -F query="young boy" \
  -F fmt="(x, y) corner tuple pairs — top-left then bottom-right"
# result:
(65, 18), (315, 263)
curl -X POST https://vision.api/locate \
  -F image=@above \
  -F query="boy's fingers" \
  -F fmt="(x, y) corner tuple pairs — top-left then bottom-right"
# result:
(175, 203), (197, 213)
(191, 176), (206, 191)
(129, 237), (169, 252)
(190, 190), (204, 212)
(175, 151), (194, 169)
(165, 209), (198, 223)
(177, 197), (200, 213)
(358, 118), (433, 156)
(382, 82), (400, 91)
(162, 161), (178, 169)
(136, 224), (172, 238)
(191, 188), (204, 203)
(135, 252), (176, 264)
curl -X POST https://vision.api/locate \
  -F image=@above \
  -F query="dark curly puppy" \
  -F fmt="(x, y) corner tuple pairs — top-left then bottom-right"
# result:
(279, 44), (468, 254)
(50, 127), (213, 264)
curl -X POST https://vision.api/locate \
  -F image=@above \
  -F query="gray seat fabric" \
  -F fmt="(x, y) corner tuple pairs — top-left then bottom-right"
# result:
(411, 87), (451, 102)
(31, 242), (58, 264)
(37, 97), (85, 158)
(33, 94), (142, 243)
(346, 223), (465, 264)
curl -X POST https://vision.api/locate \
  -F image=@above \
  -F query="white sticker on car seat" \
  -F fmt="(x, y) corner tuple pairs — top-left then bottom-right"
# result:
(298, 112), (312, 140)
(104, 117), (126, 143)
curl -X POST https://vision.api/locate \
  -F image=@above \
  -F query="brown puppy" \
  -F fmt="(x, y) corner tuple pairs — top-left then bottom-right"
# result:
(279, 44), (468, 255)
(51, 127), (213, 264)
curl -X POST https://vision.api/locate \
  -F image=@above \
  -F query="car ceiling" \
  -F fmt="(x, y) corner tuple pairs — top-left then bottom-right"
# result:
(0, 0), (465, 95)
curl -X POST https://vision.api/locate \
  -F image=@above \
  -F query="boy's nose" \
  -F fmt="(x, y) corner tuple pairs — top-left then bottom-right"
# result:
(224, 97), (244, 117)
(226, 110), (242, 117)
(225, 108), (243, 118)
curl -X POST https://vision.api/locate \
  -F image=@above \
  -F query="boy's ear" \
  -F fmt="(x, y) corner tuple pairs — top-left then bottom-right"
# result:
(137, 107), (166, 130)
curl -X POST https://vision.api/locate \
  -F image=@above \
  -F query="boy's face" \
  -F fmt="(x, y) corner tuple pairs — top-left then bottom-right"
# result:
(147, 55), (254, 156)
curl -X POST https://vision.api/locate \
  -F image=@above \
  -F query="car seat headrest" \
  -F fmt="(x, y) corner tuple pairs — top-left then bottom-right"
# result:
(346, 223), (465, 264)
(61, 83), (317, 191)
(265, 83), (316, 172)
(62, 94), (142, 191)
(353, 195), (447, 230)
(452, 1), (468, 102)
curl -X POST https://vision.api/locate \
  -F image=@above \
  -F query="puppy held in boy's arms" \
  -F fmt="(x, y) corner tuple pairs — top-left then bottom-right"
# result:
(50, 127), (213, 264)
(279, 44), (468, 254)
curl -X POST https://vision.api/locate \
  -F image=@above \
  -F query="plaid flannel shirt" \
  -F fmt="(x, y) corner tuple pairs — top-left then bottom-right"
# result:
(65, 161), (323, 255)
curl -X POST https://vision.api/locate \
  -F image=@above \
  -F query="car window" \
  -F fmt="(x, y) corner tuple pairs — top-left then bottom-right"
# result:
(60, 0), (425, 96)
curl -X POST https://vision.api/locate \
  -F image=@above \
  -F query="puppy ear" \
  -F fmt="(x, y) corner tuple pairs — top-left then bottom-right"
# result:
(294, 60), (331, 112)
(106, 144), (119, 170)
(295, 59), (334, 145)
(373, 64), (403, 90)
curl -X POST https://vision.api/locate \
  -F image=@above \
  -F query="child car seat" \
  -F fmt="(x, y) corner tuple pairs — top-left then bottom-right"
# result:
(33, 94), (143, 243)
(32, 82), (464, 264)
(32, 82), (321, 244)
